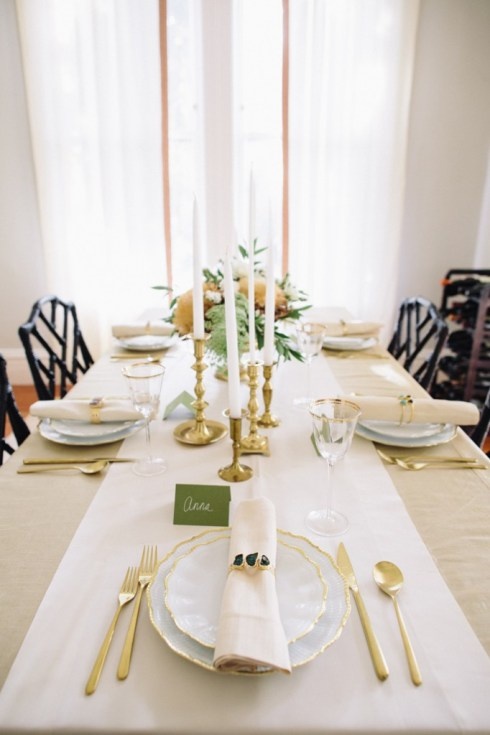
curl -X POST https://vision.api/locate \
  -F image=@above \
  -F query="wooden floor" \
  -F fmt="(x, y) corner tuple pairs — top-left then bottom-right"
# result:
(12, 385), (37, 417)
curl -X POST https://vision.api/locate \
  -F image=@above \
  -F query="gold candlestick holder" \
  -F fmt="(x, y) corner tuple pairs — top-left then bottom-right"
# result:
(218, 413), (253, 482)
(174, 337), (227, 445)
(258, 363), (280, 428)
(241, 361), (270, 455)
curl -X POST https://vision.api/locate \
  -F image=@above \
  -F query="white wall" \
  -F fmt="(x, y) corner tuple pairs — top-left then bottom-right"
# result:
(398, 0), (490, 308)
(0, 0), (46, 379)
(1, 0), (489, 381)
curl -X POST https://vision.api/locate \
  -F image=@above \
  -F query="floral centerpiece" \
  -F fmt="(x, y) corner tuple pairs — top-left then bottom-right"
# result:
(158, 244), (310, 367)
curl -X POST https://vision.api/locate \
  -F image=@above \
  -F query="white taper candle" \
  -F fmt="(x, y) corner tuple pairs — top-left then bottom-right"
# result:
(248, 171), (256, 363)
(264, 245), (275, 366)
(192, 198), (205, 339)
(223, 253), (241, 418)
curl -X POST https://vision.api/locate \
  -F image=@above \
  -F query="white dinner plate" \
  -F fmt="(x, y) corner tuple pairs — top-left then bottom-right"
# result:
(147, 527), (350, 674)
(164, 535), (328, 648)
(356, 420), (457, 447)
(38, 418), (145, 446)
(116, 334), (177, 351)
(323, 336), (377, 351)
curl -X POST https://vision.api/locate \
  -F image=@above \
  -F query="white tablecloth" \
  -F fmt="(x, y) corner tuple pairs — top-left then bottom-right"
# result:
(0, 343), (489, 734)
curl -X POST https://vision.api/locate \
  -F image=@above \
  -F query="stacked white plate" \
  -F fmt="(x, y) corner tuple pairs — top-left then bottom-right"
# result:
(147, 527), (350, 673)
(323, 336), (378, 351)
(39, 418), (145, 446)
(356, 420), (457, 447)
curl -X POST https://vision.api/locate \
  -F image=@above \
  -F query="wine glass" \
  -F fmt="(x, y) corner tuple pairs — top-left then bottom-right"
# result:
(306, 398), (361, 536)
(294, 322), (326, 406)
(122, 362), (166, 477)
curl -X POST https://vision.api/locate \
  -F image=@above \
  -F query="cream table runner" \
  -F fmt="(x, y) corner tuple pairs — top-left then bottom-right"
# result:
(0, 344), (489, 733)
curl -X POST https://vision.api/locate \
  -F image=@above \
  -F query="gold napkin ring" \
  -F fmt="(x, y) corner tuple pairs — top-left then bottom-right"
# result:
(229, 553), (274, 574)
(89, 397), (104, 424)
(398, 394), (414, 424)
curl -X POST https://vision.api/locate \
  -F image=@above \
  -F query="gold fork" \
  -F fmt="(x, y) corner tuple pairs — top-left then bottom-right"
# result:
(85, 567), (138, 695)
(117, 546), (158, 680)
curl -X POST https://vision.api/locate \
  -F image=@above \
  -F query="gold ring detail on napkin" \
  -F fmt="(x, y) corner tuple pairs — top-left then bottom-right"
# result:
(229, 553), (274, 574)
(89, 397), (104, 424)
(398, 394), (414, 424)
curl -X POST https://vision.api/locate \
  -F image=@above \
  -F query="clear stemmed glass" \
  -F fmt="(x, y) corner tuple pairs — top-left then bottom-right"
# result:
(306, 398), (361, 536)
(122, 362), (166, 477)
(294, 322), (326, 406)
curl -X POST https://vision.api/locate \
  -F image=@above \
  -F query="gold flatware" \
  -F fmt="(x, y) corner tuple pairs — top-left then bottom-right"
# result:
(110, 355), (163, 362)
(117, 545), (158, 680)
(85, 567), (138, 695)
(324, 350), (389, 360)
(396, 459), (487, 471)
(376, 448), (479, 465)
(337, 543), (389, 681)
(23, 457), (136, 465)
(17, 460), (109, 475)
(373, 561), (422, 686)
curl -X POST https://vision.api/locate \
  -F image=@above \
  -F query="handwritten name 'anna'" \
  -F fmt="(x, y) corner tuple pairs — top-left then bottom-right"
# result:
(183, 495), (214, 513)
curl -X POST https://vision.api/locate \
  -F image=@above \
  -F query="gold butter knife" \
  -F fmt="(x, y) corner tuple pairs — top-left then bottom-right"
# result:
(23, 457), (136, 465)
(337, 543), (389, 681)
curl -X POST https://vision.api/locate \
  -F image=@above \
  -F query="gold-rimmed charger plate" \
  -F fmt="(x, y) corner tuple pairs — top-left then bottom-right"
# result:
(164, 534), (328, 648)
(147, 528), (350, 674)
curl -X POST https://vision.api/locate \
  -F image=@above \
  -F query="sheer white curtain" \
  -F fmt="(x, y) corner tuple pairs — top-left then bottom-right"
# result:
(16, 0), (166, 357)
(288, 0), (419, 329)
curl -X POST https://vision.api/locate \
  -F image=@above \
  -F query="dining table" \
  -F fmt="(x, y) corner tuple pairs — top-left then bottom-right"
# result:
(0, 305), (489, 735)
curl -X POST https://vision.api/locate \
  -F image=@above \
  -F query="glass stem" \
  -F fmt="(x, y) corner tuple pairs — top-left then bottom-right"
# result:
(325, 459), (334, 519)
(306, 357), (312, 403)
(144, 418), (153, 462)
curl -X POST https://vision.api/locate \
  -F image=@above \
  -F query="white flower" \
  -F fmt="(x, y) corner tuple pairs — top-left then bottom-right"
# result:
(204, 290), (223, 304)
(231, 257), (248, 279)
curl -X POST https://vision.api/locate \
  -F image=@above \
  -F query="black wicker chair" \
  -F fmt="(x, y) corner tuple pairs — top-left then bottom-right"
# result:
(387, 296), (448, 392)
(18, 295), (94, 400)
(469, 388), (490, 450)
(0, 354), (30, 465)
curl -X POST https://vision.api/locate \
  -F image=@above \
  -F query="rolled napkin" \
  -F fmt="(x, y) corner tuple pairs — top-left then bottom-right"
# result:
(111, 320), (174, 338)
(322, 319), (382, 338)
(30, 398), (142, 423)
(349, 395), (480, 427)
(213, 497), (291, 674)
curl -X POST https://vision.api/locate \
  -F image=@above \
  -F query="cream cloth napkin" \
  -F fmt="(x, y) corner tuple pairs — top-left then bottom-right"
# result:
(111, 321), (174, 338)
(213, 498), (291, 674)
(321, 319), (382, 337)
(349, 395), (480, 426)
(30, 399), (142, 422)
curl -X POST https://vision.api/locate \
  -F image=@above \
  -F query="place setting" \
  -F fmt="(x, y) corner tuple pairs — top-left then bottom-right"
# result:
(320, 319), (385, 356)
(16, 363), (168, 474)
(110, 320), (178, 359)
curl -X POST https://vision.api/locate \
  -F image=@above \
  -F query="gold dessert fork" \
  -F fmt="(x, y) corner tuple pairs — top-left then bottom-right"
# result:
(117, 545), (158, 680)
(85, 566), (138, 695)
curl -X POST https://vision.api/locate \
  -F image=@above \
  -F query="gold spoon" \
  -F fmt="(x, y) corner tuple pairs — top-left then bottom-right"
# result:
(373, 561), (422, 686)
(17, 460), (109, 475)
(396, 459), (486, 471)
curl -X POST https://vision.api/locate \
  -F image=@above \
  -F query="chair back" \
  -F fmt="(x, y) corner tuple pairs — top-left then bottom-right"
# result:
(470, 388), (490, 450)
(387, 296), (448, 392)
(18, 295), (94, 400)
(0, 354), (30, 465)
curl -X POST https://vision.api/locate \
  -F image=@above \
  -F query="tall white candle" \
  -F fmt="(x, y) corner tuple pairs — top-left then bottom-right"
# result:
(248, 171), (256, 364)
(192, 198), (205, 339)
(223, 253), (241, 418)
(264, 245), (275, 366)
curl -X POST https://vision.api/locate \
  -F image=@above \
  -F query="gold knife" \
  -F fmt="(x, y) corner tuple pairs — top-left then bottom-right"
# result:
(23, 457), (136, 465)
(337, 543), (389, 681)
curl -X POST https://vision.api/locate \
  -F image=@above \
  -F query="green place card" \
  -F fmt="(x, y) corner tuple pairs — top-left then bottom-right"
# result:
(163, 390), (195, 419)
(173, 484), (231, 527)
